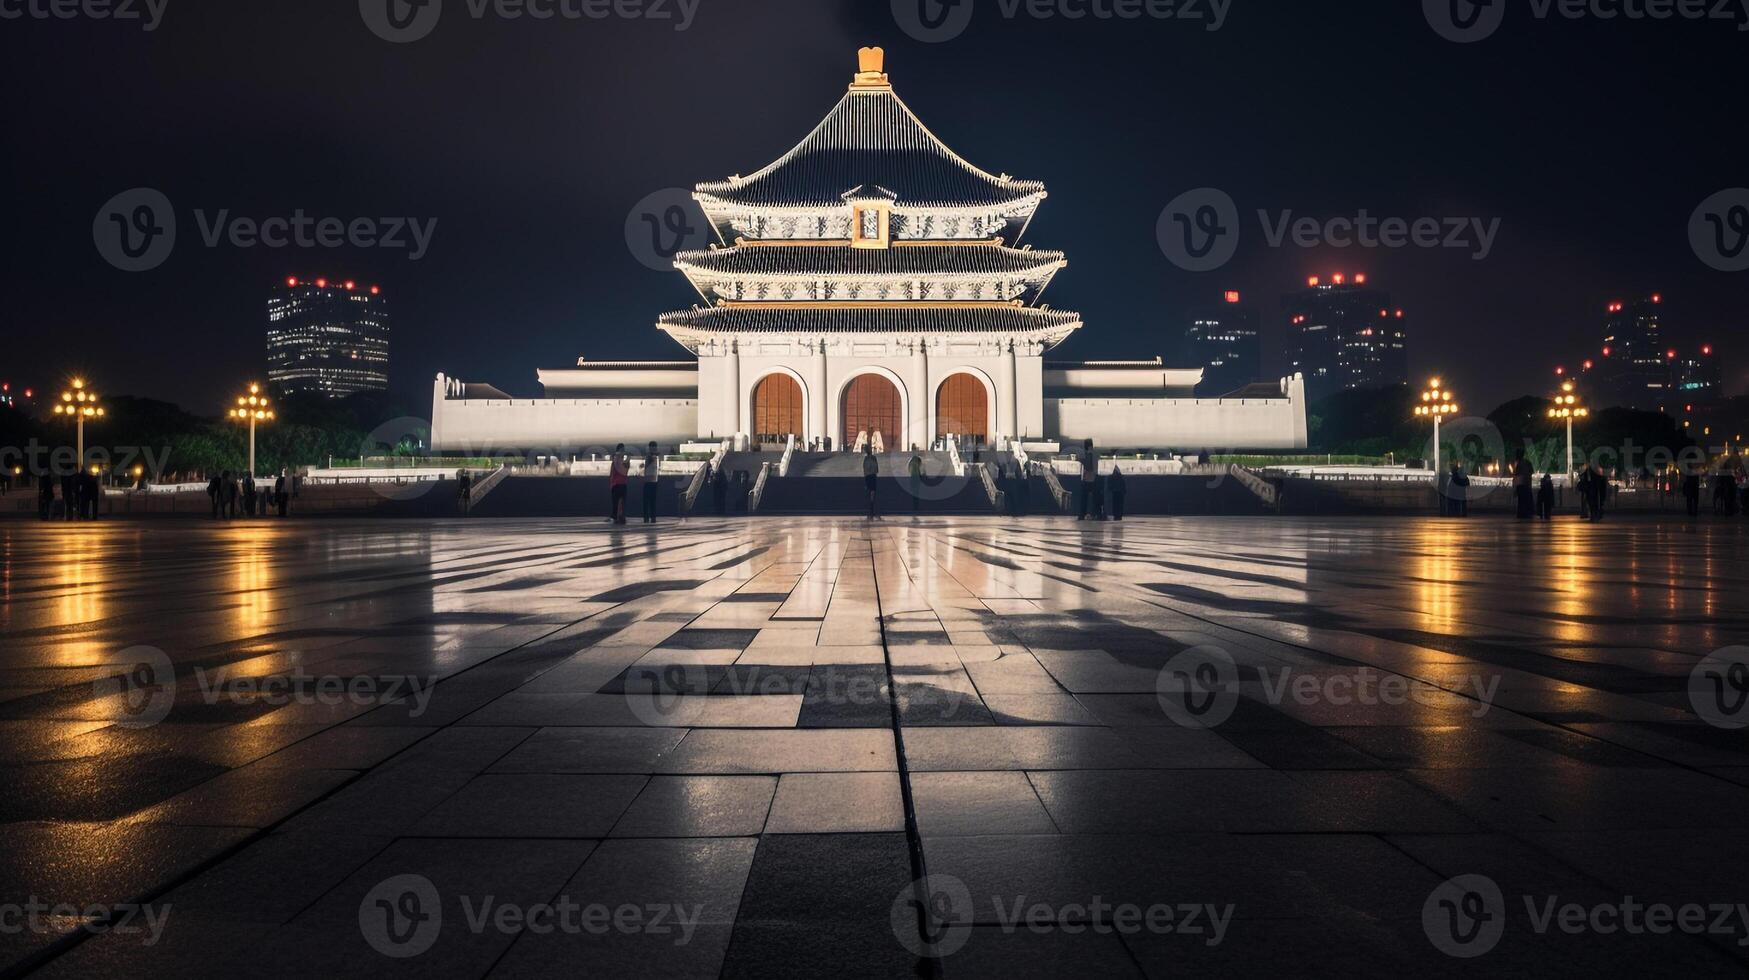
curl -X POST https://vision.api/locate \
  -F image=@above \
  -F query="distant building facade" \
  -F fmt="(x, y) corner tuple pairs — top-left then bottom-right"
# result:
(266, 278), (390, 398)
(1185, 290), (1260, 397)
(1285, 273), (1407, 401)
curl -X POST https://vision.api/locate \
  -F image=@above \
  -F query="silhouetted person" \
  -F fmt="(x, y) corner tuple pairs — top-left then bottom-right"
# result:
(609, 444), (629, 525)
(1109, 466), (1127, 521)
(1436, 466), (1450, 516)
(60, 474), (76, 521)
(641, 442), (661, 524)
(1078, 439), (1097, 520)
(1512, 449), (1534, 519)
(1683, 467), (1702, 518)
(456, 469), (472, 515)
(1449, 463), (1469, 517)
(223, 471), (239, 518)
(81, 471), (100, 520)
(275, 473), (290, 517)
(1585, 465), (1606, 522)
(907, 452), (923, 515)
(712, 465), (727, 515)
(207, 474), (223, 519)
(38, 474), (54, 521)
(243, 475), (257, 517)
(863, 445), (880, 520)
(1537, 473), (1555, 521)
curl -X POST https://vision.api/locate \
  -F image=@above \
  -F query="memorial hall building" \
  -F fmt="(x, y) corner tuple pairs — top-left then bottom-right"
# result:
(432, 49), (1308, 455)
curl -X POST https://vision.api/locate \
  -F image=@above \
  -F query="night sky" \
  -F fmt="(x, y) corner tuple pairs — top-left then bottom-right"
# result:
(4, 0), (1745, 415)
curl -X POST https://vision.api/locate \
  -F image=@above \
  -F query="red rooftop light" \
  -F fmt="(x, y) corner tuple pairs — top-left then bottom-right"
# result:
(286, 277), (298, 287)
(370, 286), (381, 295)
(1333, 273), (1345, 285)
(1667, 349), (1678, 360)
(315, 278), (328, 288)
(1703, 345), (1713, 356)
(1224, 290), (1240, 304)
(1583, 359), (1594, 370)
(1555, 366), (1565, 376)
(1652, 294), (1662, 303)
(1354, 273), (1367, 284)
(1307, 276), (1319, 287)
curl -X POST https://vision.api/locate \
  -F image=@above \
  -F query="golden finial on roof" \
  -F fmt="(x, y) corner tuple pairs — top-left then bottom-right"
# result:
(851, 47), (889, 90)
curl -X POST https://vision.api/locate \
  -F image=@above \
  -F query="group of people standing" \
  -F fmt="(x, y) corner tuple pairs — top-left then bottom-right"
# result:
(35, 472), (103, 521)
(606, 443), (665, 525)
(207, 471), (292, 519)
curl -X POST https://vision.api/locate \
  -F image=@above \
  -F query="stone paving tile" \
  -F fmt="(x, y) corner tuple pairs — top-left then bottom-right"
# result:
(4, 517), (1748, 977)
(410, 773), (648, 837)
(763, 772), (905, 833)
(610, 775), (777, 837)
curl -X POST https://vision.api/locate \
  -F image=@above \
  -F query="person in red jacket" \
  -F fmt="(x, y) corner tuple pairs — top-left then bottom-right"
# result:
(609, 444), (630, 525)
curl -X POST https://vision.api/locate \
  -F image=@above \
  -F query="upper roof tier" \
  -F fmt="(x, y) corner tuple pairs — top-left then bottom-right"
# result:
(674, 244), (1065, 278)
(674, 243), (1067, 306)
(693, 49), (1046, 239)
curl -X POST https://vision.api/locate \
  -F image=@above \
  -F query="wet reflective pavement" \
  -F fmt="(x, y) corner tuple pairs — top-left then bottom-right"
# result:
(2, 516), (1747, 978)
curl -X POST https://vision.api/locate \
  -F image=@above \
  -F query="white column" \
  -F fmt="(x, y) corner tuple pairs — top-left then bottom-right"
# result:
(1002, 340), (1019, 445)
(811, 339), (828, 445)
(724, 339), (741, 439)
(910, 340), (930, 452)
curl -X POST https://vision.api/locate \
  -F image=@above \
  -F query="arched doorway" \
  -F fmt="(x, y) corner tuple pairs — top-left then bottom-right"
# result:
(751, 373), (803, 445)
(936, 373), (990, 446)
(842, 374), (902, 450)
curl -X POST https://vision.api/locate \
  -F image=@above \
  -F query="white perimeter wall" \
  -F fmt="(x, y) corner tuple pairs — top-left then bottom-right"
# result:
(1048, 377), (1309, 451)
(432, 391), (697, 453)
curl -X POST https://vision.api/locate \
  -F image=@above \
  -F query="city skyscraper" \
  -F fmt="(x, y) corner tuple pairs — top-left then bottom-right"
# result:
(1185, 290), (1260, 396)
(266, 278), (390, 398)
(1597, 294), (1669, 410)
(1285, 273), (1407, 401)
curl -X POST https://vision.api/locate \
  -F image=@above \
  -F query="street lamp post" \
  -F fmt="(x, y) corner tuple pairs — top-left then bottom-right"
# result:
(228, 384), (275, 477)
(52, 379), (103, 467)
(1414, 377), (1459, 474)
(1547, 380), (1589, 480)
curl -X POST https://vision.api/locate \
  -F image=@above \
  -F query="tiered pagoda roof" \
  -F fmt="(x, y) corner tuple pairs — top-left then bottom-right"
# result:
(693, 90), (1045, 211)
(658, 48), (1080, 350)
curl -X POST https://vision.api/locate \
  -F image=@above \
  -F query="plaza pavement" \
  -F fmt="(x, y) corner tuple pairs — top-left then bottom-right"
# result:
(1, 515), (1747, 978)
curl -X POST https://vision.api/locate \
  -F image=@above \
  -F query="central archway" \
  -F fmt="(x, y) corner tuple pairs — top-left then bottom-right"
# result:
(936, 372), (991, 446)
(751, 372), (804, 445)
(842, 373), (902, 450)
